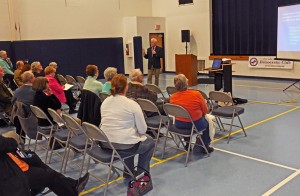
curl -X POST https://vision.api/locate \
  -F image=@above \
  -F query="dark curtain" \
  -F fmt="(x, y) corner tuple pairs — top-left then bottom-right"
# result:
(212, 0), (300, 55)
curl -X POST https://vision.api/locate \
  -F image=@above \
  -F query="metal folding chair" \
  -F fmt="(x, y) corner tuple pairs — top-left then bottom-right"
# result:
(145, 83), (169, 104)
(30, 105), (56, 163)
(76, 76), (86, 90)
(82, 122), (135, 196)
(65, 75), (80, 98)
(62, 114), (90, 177)
(166, 86), (177, 97)
(13, 78), (20, 88)
(57, 74), (67, 85)
(136, 98), (169, 156)
(162, 103), (209, 167)
(47, 108), (70, 167)
(99, 92), (110, 102)
(209, 91), (247, 143)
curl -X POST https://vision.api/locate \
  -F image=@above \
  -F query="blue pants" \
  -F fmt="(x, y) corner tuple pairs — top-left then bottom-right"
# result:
(175, 115), (211, 145)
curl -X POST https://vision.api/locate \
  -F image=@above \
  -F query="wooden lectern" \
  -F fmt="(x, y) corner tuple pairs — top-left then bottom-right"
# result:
(175, 54), (198, 86)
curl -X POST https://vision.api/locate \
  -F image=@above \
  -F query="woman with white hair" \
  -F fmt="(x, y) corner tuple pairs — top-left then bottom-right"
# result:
(170, 74), (213, 153)
(31, 61), (44, 78)
(102, 67), (117, 94)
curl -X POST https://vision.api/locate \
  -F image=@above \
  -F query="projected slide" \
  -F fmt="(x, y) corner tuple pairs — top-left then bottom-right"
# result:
(277, 4), (300, 60)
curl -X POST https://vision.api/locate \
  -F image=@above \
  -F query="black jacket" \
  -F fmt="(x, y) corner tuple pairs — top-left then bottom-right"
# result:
(77, 90), (101, 126)
(144, 46), (164, 69)
(33, 91), (62, 126)
(0, 135), (31, 196)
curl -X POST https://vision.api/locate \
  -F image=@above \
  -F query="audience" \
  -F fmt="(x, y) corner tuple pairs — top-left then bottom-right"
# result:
(102, 67), (117, 94)
(44, 66), (77, 114)
(170, 74), (213, 153)
(14, 60), (25, 87)
(0, 50), (17, 90)
(101, 74), (155, 177)
(0, 132), (89, 196)
(83, 65), (103, 96)
(49, 61), (60, 82)
(31, 61), (44, 78)
(126, 69), (157, 103)
(0, 67), (13, 114)
(32, 77), (62, 126)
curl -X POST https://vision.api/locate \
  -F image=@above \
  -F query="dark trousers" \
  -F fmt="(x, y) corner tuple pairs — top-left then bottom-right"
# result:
(119, 136), (155, 175)
(64, 89), (76, 110)
(175, 115), (211, 145)
(24, 154), (77, 196)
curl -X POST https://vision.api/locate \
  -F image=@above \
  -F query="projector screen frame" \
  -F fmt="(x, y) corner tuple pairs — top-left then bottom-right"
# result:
(276, 3), (300, 61)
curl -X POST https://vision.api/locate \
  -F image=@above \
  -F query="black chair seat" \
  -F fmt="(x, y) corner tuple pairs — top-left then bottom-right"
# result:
(52, 129), (69, 141)
(146, 115), (169, 128)
(69, 134), (88, 150)
(87, 146), (117, 163)
(211, 106), (244, 118)
(168, 122), (192, 136)
(38, 126), (52, 135)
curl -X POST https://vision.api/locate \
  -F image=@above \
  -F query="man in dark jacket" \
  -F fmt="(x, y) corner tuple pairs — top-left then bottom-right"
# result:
(0, 132), (90, 196)
(143, 38), (164, 86)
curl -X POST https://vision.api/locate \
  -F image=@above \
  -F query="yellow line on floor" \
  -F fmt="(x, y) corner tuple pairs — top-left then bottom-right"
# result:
(215, 148), (298, 171)
(249, 100), (297, 107)
(80, 152), (186, 195)
(212, 106), (300, 143)
(152, 156), (163, 162)
(262, 169), (300, 196)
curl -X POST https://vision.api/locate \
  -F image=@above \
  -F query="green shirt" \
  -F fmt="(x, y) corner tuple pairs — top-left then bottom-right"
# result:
(83, 76), (103, 96)
(0, 58), (13, 75)
(102, 82), (111, 94)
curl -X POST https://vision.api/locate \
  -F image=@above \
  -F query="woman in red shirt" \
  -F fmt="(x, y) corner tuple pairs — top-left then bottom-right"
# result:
(170, 74), (213, 153)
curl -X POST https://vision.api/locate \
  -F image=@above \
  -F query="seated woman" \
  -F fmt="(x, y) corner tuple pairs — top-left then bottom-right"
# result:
(100, 74), (155, 177)
(14, 60), (25, 87)
(170, 74), (214, 153)
(32, 77), (62, 127)
(44, 66), (77, 114)
(0, 131), (89, 196)
(31, 61), (45, 78)
(102, 67), (117, 94)
(83, 65), (103, 96)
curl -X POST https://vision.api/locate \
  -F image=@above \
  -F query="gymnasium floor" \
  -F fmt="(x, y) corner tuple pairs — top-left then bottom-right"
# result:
(2, 73), (300, 196)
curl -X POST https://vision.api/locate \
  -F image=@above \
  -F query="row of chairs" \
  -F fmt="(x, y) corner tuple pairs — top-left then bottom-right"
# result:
(28, 105), (134, 196)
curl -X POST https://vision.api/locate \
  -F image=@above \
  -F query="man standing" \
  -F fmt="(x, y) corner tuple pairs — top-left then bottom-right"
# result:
(0, 50), (17, 90)
(143, 38), (164, 86)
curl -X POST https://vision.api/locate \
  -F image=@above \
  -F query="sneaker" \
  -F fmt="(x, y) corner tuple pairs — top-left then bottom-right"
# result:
(76, 173), (90, 194)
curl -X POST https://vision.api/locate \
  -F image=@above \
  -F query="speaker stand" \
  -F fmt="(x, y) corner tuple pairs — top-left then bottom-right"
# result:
(283, 80), (300, 91)
(185, 42), (188, 55)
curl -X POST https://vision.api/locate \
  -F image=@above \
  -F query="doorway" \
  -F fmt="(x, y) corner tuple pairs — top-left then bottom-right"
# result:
(149, 33), (165, 72)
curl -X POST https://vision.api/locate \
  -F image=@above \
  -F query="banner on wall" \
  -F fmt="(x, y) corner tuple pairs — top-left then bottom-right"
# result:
(249, 56), (294, 69)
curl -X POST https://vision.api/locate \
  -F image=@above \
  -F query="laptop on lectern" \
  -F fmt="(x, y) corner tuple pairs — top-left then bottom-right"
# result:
(211, 59), (222, 69)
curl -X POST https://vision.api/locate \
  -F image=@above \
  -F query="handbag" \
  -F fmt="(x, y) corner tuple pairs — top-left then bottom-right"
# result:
(127, 167), (153, 196)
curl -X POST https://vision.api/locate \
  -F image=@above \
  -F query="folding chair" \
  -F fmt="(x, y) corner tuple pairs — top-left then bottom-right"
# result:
(30, 105), (56, 163)
(62, 114), (90, 177)
(13, 78), (20, 88)
(136, 98), (169, 156)
(209, 91), (247, 143)
(57, 74), (67, 85)
(99, 92), (110, 102)
(82, 122), (135, 196)
(47, 108), (70, 166)
(162, 103), (209, 167)
(65, 75), (80, 98)
(76, 76), (86, 90)
(166, 86), (177, 97)
(145, 83), (169, 104)
(197, 89), (218, 112)
(0, 109), (12, 126)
